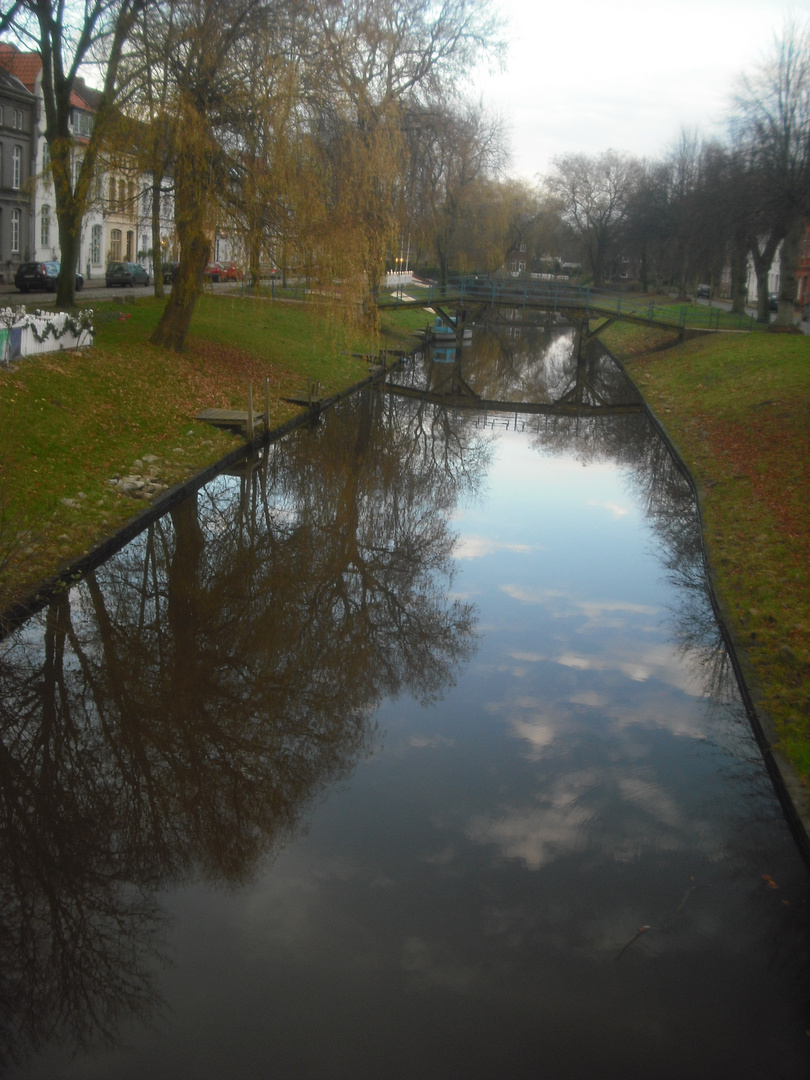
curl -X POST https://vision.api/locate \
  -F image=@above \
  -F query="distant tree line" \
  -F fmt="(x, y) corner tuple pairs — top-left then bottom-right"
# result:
(1, 3), (807, 340)
(543, 21), (810, 327)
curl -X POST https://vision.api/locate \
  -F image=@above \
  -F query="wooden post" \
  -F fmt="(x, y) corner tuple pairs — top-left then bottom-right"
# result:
(247, 381), (254, 442)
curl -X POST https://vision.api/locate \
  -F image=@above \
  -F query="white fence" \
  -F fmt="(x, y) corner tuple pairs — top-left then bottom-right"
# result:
(0, 311), (93, 362)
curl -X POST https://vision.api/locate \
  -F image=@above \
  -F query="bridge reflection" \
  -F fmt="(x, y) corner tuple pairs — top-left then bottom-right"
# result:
(386, 308), (643, 419)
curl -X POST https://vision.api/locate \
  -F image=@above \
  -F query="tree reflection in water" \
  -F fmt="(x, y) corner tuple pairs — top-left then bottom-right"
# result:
(0, 389), (480, 1066)
(409, 310), (742, 709)
(0, 313), (792, 1070)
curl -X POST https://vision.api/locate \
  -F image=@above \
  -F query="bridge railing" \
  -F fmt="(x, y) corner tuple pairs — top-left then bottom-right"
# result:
(381, 276), (758, 332)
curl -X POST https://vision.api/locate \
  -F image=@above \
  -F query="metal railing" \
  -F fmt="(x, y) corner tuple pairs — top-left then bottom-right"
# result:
(381, 276), (759, 332)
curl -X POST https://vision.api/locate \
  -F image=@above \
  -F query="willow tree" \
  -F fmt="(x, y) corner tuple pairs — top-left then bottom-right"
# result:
(404, 98), (507, 289)
(0, 0), (148, 306)
(309, 0), (504, 322)
(218, 8), (309, 288)
(148, 0), (278, 351)
(120, 2), (182, 298)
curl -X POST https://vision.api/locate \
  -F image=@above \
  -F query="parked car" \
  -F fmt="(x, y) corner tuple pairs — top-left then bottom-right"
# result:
(15, 260), (83, 293)
(696, 283), (711, 299)
(768, 292), (778, 311)
(203, 261), (229, 283)
(220, 261), (244, 281)
(161, 261), (180, 283)
(106, 261), (150, 287)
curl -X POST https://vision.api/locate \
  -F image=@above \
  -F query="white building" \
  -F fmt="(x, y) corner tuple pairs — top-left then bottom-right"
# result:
(0, 44), (175, 283)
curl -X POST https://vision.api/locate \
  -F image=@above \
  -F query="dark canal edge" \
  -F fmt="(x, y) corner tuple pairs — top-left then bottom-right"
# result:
(0, 352), (408, 639)
(602, 339), (810, 868)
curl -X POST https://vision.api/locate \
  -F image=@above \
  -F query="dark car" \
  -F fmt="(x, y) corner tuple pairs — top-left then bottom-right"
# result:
(696, 283), (711, 299)
(768, 292), (778, 311)
(106, 261), (150, 287)
(161, 261), (180, 283)
(15, 260), (83, 293)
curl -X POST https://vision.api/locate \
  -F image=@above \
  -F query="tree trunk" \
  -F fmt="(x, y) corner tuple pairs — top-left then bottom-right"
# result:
(750, 232), (782, 324)
(151, 98), (214, 352)
(776, 215), (802, 328)
(729, 241), (749, 314)
(437, 243), (449, 294)
(639, 244), (648, 293)
(152, 176), (165, 299)
(55, 205), (81, 308)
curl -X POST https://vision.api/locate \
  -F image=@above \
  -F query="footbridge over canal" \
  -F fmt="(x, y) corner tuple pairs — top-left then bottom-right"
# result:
(385, 276), (757, 334)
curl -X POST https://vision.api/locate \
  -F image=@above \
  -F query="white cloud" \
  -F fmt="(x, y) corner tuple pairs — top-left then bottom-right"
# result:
(500, 585), (659, 627)
(588, 500), (630, 519)
(454, 535), (539, 559)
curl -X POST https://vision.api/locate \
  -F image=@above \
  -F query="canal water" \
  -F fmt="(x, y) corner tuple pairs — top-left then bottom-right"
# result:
(3, 312), (809, 1078)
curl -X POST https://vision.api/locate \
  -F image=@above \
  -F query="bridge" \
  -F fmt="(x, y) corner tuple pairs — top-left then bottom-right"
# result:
(382, 276), (757, 334)
(384, 382), (642, 419)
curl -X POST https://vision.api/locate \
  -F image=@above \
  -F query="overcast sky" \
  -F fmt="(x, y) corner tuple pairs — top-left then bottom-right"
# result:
(471, 0), (808, 183)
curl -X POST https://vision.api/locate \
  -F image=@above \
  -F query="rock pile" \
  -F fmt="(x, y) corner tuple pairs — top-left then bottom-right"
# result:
(107, 454), (171, 500)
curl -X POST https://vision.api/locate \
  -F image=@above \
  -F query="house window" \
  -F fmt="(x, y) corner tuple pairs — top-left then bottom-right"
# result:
(11, 209), (20, 252)
(91, 224), (102, 264)
(0, 106), (4, 126)
(14, 109), (23, 130)
(94, 171), (103, 202)
(126, 230), (134, 260)
(127, 180), (135, 209)
(41, 205), (50, 247)
(109, 176), (116, 210)
(12, 146), (21, 188)
(110, 228), (121, 260)
(72, 110), (92, 137)
(42, 141), (50, 174)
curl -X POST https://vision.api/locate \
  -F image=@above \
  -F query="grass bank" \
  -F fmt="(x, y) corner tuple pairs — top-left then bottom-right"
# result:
(0, 293), (426, 616)
(600, 321), (810, 781)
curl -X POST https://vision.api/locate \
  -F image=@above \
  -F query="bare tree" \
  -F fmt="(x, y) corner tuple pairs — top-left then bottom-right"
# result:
(0, 0), (148, 306)
(546, 150), (640, 288)
(730, 19), (810, 325)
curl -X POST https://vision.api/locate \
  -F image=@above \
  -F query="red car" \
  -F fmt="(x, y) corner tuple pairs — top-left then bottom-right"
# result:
(221, 262), (244, 281)
(203, 262), (228, 283)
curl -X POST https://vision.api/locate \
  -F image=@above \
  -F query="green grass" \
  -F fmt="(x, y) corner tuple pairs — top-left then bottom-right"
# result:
(600, 320), (810, 779)
(0, 293), (422, 614)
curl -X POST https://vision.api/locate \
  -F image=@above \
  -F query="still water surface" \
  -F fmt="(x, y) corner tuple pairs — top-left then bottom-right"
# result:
(3, 315), (809, 1078)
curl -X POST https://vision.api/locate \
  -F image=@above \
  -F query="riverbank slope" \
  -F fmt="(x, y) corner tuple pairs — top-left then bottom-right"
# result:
(599, 321), (810, 791)
(0, 294), (426, 620)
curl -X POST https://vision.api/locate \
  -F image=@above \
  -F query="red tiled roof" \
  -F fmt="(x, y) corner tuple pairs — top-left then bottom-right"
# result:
(0, 43), (41, 90)
(0, 44), (96, 111)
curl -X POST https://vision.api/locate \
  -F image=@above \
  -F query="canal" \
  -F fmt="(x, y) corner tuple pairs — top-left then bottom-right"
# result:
(3, 310), (809, 1078)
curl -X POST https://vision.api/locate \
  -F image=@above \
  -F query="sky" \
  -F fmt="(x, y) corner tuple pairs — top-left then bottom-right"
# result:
(472, 0), (809, 182)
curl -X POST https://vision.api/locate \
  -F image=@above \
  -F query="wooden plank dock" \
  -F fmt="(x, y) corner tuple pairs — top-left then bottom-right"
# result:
(195, 408), (266, 431)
